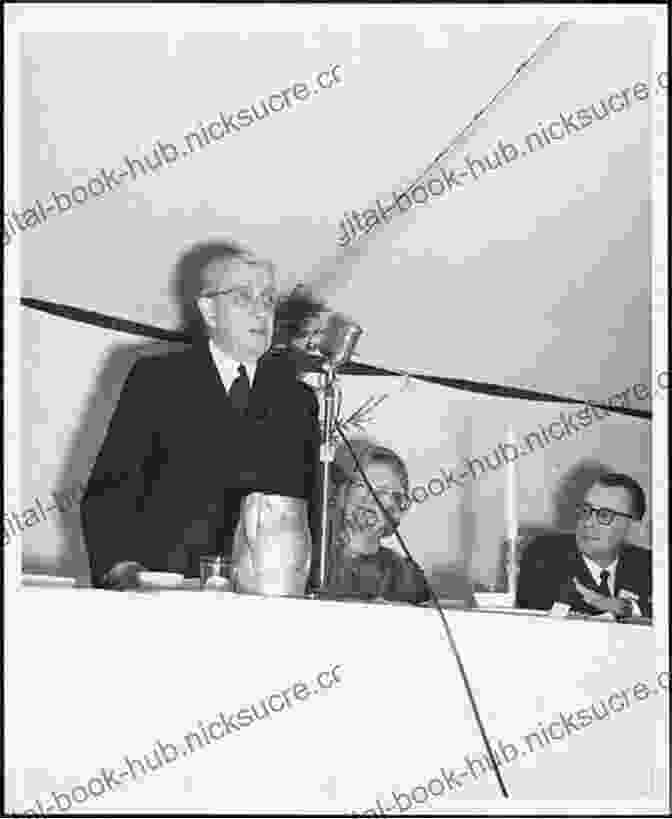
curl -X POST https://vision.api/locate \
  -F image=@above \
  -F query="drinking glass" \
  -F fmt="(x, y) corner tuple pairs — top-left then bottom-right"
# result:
(199, 555), (235, 591)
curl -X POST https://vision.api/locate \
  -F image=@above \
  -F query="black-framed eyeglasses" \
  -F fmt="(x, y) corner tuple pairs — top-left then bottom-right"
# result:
(202, 285), (279, 312)
(576, 503), (634, 526)
(350, 481), (410, 512)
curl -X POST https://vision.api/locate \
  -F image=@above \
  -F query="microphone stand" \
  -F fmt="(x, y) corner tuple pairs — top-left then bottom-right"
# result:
(317, 362), (337, 590)
(306, 333), (510, 797)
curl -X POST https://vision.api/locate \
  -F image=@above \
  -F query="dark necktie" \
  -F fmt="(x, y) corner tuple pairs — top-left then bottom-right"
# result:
(597, 569), (611, 597)
(229, 364), (251, 413)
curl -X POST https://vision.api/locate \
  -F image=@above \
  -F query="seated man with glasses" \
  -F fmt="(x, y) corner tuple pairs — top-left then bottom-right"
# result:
(516, 472), (652, 619)
(82, 240), (320, 589)
(321, 440), (431, 604)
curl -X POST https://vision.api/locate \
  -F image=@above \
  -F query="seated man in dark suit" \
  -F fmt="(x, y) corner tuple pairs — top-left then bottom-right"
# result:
(81, 241), (320, 589)
(516, 472), (652, 619)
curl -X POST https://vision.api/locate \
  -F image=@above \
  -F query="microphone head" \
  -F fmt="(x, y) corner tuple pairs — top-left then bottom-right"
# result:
(319, 312), (363, 368)
(275, 284), (363, 369)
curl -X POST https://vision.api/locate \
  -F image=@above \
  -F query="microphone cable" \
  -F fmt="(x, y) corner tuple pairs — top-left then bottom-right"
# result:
(334, 420), (510, 799)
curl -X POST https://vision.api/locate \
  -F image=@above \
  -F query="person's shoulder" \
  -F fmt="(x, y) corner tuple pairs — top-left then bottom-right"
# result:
(261, 352), (318, 410)
(295, 379), (319, 413)
(377, 545), (403, 562)
(131, 343), (201, 374)
(120, 344), (206, 398)
(524, 531), (576, 558)
(520, 533), (579, 577)
(620, 543), (652, 570)
(378, 546), (415, 574)
(378, 547), (429, 602)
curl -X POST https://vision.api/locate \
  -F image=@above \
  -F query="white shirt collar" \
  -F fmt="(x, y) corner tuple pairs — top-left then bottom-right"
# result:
(581, 553), (619, 592)
(208, 340), (257, 392)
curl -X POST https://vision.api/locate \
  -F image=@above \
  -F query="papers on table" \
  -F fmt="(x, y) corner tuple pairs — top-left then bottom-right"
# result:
(137, 571), (184, 589)
(21, 574), (76, 587)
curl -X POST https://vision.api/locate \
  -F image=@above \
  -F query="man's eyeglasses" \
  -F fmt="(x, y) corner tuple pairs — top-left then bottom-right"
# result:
(350, 481), (410, 512)
(202, 285), (279, 312)
(576, 503), (634, 526)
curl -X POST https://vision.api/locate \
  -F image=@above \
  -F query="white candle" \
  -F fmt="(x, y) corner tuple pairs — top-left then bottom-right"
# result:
(505, 424), (518, 545)
(504, 424), (519, 601)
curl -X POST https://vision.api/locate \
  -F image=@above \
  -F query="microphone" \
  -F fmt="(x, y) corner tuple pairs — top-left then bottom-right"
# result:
(273, 284), (363, 369)
(318, 312), (363, 369)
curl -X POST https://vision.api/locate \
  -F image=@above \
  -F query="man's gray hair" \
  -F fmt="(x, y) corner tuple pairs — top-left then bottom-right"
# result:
(196, 240), (275, 297)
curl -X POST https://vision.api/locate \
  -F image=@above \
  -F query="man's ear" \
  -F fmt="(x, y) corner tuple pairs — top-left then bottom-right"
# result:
(628, 515), (648, 545)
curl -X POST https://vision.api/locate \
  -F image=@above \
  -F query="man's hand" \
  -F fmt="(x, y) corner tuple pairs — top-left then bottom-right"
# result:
(573, 578), (630, 617)
(103, 561), (145, 590)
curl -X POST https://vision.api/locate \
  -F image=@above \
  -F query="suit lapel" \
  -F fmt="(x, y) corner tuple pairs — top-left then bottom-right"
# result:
(613, 547), (638, 599)
(187, 342), (238, 438)
(247, 353), (273, 422)
(562, 545), (603, 614)
(188, 344), (296, 436)
(569, 546), (599, 591)
(247, 351), (294, 423)
(614, 546), (651, 616)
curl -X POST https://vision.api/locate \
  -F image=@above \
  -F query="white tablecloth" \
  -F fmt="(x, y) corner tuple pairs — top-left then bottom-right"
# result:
(7, 587), (668, 814)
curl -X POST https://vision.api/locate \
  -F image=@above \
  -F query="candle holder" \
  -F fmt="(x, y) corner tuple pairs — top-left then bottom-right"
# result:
(493, 535), (525, 595)
(473, 536), (527, 608)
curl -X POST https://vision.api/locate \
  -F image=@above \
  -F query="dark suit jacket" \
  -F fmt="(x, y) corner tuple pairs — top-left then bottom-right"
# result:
(516, 533), (652, 618)
(81, 343), (320, 586)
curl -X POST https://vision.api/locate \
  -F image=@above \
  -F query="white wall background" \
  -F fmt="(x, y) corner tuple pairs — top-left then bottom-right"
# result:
(12, 8), (658, 583)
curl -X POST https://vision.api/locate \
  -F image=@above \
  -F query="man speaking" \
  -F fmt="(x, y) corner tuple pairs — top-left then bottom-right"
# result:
(81, 241), (320, 589)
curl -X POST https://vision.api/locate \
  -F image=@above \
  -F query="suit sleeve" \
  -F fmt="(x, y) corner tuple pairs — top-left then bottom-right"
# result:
(80, 358), (159, 585)
(638, 551), (653, 619)
(639, 596), (652, 619)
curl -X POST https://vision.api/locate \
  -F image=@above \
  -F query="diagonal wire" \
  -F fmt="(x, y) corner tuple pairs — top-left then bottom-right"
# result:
(303, 20), (575, 299)
(335, 420), (510, 799)
(394, 19), (574, 204)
